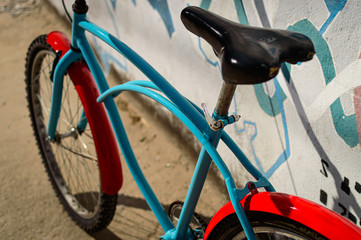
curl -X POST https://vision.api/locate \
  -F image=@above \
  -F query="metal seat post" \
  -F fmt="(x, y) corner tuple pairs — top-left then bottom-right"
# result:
(214, 82), (237, 117)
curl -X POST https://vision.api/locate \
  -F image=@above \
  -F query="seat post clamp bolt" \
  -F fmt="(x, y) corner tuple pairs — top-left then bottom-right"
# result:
(211, 120), (223, 130)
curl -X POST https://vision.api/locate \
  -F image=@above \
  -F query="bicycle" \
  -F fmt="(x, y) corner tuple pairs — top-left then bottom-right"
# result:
(24, 0), (361, 239)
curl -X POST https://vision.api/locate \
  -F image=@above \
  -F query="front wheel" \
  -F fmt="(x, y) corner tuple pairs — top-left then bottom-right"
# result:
(25, 35), (118, 232)
(206, 211), (327, 240)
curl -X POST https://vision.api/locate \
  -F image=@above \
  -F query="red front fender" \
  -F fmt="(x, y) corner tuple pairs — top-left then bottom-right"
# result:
(204, 192), (361, 239)
(46, 31), (123, 195)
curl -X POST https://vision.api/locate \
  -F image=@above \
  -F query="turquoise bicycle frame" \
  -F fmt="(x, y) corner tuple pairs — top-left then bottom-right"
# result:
(46, 9), (275, 240)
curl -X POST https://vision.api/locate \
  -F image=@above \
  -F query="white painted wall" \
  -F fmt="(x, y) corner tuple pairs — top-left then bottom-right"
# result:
(50, 0), (361, 225)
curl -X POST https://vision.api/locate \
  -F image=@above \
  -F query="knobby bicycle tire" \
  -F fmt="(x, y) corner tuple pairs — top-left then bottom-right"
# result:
(206, 211), (327, 240)
(25, 34), (117, 232)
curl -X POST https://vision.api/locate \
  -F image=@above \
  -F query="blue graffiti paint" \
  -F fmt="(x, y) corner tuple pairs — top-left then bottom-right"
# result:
(265, 78), (291, 178)
(197, 0), (220, 70)
(233, 97), (265, 174)
(200, 0), (249, 25)
(147, 0), (174, 37)
(249, 0), (291, 178)
(232, 78), (291, 179)
(90, 0), (128, 74)
(286, 20), (335, 85)
(92, 36), (128, 75)
(319, 1), (359, 147)
(89, 0), (129, 74)
(254, 83), (287, 117)
(110, 0), (116, 10)
(198, 37), (220, 70)
(331, 99), (359, 147)
(252, 0), (289, 117)
(105, 0), (120, 38)
(320, 0), (347, 34)
(123, 0), (174, 37)
(234, 0), (248, 25)
(325, 0), (347, 12)
(200, 0), (211, 10)
(287, 18), (358, 147)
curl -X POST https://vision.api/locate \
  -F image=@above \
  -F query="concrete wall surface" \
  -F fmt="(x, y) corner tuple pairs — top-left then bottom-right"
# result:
(50, 0), (361, 226)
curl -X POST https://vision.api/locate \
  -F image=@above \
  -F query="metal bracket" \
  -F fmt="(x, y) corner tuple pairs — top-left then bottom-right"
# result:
(201, 103), (241, 131)
(234, 177), (272, 201)
(247, 182), (259, 195)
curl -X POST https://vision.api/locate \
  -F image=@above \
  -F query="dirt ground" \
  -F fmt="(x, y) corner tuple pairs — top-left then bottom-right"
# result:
(0, 0), (228, 239)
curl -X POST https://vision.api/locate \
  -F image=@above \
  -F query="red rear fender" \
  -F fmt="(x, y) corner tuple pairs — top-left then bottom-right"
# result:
(46, 31), (123, 195)
(204, 192), (361, 239)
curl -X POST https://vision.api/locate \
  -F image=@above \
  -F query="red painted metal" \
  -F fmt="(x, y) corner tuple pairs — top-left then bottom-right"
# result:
(46, 31), (123, 195)
(204, 192), (361, 239)
(47, 31), (71, 57)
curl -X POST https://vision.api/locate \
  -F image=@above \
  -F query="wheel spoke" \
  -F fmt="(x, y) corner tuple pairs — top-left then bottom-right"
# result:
(58, 142), (97, 161)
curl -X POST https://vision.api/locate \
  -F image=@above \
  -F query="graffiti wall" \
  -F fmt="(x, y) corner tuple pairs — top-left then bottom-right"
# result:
(50, 0), (361, 224)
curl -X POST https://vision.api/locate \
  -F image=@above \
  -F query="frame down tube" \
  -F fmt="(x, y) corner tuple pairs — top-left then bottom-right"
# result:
(72, 13), (175, 233)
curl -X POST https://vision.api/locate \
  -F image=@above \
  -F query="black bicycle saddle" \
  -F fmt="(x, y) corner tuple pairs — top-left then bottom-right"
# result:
(181, 6), (315, 85)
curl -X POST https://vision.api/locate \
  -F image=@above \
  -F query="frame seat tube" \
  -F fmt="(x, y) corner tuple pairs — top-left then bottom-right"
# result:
(175, 130), (221, 239)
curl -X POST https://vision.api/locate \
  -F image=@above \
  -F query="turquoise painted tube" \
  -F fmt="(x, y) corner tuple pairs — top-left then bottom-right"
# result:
(78, 20), (210, 136)
(47, 50), (82, 139)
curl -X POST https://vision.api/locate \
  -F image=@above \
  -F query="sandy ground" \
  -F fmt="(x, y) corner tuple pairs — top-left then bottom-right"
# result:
(0, 0), (228, 239)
